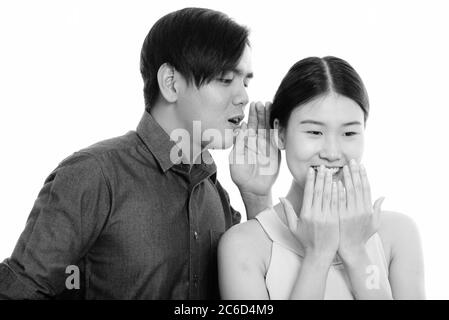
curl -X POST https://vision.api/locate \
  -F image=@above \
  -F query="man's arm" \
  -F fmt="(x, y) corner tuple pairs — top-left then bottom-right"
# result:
(0, 153), (110, 299)
(230, 102), (280, 220)
(240, 190), (272, 220)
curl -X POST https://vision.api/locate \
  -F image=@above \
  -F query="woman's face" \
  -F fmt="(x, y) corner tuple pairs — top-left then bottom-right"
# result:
(278, 93), (365, 186)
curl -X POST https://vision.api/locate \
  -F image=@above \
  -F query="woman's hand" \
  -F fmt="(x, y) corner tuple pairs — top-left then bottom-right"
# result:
(338, 159), (385, 261)
(281, 165), (340, 264)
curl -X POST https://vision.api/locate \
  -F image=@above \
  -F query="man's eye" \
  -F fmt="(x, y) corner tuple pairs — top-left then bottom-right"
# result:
(306, 131), (322, 136)
(218, 78), (233, 84)
(344, 132), (358, 136)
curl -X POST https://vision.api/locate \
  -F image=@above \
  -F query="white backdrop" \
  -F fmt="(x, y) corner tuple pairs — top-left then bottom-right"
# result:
(1, 0), (448, 299)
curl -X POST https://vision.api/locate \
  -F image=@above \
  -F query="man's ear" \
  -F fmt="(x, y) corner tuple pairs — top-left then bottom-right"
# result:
(273, 119), (285, 150)
(157, 63), (179, 103)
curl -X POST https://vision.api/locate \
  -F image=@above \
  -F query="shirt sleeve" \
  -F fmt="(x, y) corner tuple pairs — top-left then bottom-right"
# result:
(215, 180), (241, 227)
(0, 152), (111, 299)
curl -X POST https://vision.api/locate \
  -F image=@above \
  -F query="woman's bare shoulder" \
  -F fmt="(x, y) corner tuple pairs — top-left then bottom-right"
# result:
(378, 210), (421, 261)
(220, 218), (271, 250)
(219, 218), (272, 264)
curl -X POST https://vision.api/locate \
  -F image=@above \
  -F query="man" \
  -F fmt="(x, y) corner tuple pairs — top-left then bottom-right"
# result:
(0, 7), (279, 299)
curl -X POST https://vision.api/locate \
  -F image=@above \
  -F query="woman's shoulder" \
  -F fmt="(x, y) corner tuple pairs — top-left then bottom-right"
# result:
(219, 215), (272, 266)
(220, 217), (271, 250)
(378, 210), (420, 237)
(378, 210), (422, 262)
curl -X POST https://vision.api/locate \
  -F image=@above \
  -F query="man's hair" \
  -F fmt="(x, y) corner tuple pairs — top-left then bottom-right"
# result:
(140, 7), (250, 110)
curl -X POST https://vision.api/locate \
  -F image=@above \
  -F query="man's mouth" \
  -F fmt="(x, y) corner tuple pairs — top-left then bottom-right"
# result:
(227, 115), (244, 126)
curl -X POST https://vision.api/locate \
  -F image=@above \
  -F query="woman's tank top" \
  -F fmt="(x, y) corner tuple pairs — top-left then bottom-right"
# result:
(255, 207), (391, 299)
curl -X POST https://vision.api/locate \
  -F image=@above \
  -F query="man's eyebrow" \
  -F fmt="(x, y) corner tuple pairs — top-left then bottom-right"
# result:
(233, 68), (254, 79)
(299, 120), (363, 126)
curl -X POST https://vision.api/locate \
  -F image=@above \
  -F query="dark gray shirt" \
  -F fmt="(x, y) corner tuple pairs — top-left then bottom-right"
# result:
(0, 111), (241, 299)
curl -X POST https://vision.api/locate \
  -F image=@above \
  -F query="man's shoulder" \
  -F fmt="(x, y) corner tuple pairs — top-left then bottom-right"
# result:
(80, 131), (140, 157)
(54, 131), (148, 173)
(63, 131), (143, 161)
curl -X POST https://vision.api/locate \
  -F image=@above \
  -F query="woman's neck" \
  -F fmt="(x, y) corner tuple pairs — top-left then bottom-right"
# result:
(285, 180), (305, 218)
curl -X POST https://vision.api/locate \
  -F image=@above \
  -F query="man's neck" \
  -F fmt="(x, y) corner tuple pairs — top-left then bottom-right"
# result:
(149, 102), (203, 165)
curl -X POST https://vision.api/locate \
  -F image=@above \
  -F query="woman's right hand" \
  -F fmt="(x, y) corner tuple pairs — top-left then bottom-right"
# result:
(280, 165), (340, 264)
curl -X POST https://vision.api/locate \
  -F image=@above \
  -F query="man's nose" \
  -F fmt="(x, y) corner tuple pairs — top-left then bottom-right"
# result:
(232, 83), (249, 108)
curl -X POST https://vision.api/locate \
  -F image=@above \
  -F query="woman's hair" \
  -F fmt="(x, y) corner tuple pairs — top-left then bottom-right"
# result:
(140, 7), (249, 111)
(269, 56), (369, 129)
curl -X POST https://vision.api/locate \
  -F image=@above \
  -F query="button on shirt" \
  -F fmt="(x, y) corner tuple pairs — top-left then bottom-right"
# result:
(0, 111), (241, 299)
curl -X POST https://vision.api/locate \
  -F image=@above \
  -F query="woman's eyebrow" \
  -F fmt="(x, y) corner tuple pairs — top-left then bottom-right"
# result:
(342, 121), (363, 126)
(299, 120), (362, 126)
(299, 120), (325, 125)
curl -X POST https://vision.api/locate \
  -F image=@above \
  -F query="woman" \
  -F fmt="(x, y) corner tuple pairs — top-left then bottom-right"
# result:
(218, 56), (425, 299)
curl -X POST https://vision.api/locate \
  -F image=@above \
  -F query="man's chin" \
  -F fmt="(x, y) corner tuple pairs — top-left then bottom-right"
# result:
(202, 137), (233, 150)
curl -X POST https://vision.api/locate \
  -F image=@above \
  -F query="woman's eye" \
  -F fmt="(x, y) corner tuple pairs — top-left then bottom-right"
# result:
(344, 132), (358, 137)
(306, 131), (322, 136)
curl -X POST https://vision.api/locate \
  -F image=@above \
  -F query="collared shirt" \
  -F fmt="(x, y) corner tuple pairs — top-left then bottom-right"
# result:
(0, 111), (241, 299)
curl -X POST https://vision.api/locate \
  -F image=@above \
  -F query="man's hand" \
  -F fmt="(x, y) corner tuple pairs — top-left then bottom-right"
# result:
(229, 101), (280, 196)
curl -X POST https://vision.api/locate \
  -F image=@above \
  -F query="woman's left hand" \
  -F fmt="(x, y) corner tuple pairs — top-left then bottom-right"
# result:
(337, 159), (385, 261)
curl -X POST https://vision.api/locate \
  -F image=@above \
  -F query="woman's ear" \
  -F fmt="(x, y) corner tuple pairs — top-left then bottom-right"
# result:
(273, 119), (285, 150)
(157, 63), (179, 103)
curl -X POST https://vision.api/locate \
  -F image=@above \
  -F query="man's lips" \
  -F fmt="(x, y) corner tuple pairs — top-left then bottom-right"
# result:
(227, 115), (244, 126)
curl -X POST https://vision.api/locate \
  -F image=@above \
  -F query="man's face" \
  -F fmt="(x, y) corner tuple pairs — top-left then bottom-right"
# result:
(175, 45), (253, 150)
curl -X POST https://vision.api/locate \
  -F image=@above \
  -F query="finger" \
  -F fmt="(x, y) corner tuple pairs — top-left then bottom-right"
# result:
(302, 167), (315, 212)
(280, 197), (298, 232)
(313, 165), (325, 210)
(342, 164), (356, 210)
(255, 101), (266, 133)
(230, 122), (247, 164)
(338, 180), (346, 215)
(359, 163), (372, 211)
(331, 181), (338, 217)
(349, 159), (364, 212)
(265, 101), (272, 130)
(372, 197), (385, 229)
(247, 102), (257, 131)
(322, 169), (333, 215)
(247, 126), (257, 155)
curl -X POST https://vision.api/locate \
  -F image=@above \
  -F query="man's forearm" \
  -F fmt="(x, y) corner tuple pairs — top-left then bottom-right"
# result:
(240, 190), (272, 220)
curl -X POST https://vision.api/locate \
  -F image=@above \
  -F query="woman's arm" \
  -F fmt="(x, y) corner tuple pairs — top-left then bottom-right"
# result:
(288, 252), (333, 299)
(218, 220), (335, 300)
(379, 211), (425, 299)
(218, 222), (270, 300)
(339, 247), (393, 299)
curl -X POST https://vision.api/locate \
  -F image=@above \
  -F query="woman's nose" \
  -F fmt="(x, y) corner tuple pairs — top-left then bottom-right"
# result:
(319, 138), (342, 161)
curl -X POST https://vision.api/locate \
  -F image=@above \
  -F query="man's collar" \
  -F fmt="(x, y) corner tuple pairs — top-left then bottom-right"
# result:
(136, 111), (217, 177)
